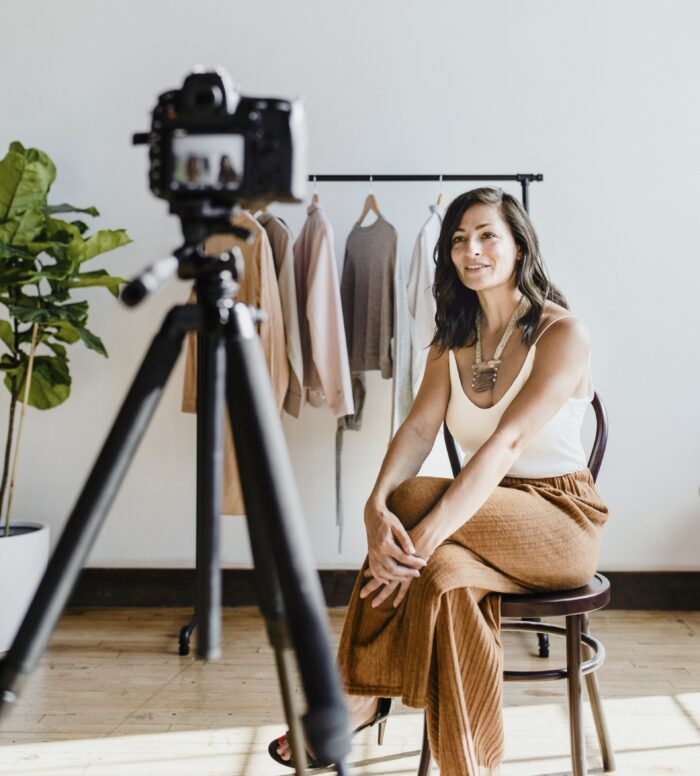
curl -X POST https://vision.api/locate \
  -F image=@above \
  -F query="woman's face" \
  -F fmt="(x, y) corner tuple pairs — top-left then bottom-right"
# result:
(450, 204), (521, 290)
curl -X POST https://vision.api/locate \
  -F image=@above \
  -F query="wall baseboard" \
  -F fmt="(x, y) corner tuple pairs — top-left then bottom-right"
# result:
(67, 569), (699, 610)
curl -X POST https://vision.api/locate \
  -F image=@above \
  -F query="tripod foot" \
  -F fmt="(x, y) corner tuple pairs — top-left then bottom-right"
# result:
(179, 614), (198, 656)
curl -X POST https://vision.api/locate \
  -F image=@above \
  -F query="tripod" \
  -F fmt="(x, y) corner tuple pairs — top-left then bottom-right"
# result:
(0, 230), (352, 775)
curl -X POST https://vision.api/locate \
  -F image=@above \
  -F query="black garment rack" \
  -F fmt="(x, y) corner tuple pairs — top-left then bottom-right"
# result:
(306, 173), (543, 211)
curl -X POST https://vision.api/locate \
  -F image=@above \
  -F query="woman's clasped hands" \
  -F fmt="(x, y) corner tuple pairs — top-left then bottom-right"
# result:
(360, 496), (433, 609)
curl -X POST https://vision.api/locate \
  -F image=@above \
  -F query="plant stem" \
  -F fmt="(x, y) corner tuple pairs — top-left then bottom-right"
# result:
(4, 323), (39, 533)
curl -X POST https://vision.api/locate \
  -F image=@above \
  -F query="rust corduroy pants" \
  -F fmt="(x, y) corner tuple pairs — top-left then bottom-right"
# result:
(337, 469), (609, 776)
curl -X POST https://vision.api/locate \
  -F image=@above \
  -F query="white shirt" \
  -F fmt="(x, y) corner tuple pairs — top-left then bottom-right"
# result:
(407, 204), (444, 397)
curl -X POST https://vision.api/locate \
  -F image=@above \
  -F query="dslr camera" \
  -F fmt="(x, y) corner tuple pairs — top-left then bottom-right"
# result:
(133, 66), (307, 218)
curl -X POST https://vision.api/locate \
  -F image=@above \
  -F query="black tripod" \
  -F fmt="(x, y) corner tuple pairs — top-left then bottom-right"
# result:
(0, 223), (352, 776)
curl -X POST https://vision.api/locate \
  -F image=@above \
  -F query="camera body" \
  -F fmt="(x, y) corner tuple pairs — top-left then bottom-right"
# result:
(135, 67), (307, 217)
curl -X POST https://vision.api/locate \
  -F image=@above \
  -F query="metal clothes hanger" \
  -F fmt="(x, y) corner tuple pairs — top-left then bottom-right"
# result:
(355, 175), (382, 225)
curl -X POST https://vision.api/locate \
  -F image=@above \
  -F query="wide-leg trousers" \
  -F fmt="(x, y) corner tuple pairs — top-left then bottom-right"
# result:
(337, 469), (609, 776)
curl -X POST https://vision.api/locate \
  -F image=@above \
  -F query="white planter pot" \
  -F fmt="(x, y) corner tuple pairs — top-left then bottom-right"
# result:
(0, 522), (50, 653)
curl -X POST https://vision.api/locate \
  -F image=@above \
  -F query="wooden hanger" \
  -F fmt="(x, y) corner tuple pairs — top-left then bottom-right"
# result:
(356, 177), (382, 225)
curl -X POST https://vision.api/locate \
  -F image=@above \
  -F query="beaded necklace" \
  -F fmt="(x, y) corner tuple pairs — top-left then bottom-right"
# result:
(471, 295), (531, 393)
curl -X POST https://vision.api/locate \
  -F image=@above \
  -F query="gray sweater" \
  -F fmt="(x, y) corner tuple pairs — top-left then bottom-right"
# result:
(339, 214), (412, 435)
(340, 216), (397, 378)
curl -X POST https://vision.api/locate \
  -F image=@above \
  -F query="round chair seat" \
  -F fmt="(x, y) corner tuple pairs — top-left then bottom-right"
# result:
(501, 572), (611, 618)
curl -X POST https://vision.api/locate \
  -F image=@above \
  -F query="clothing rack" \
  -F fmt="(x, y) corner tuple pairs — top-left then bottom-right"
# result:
(307, 173), (544, 211)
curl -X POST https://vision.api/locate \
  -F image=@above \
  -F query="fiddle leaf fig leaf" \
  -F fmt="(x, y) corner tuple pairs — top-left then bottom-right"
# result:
(50, 320), (81, 344)
(0, 320), (14, 350)
(70, 220), (89, 235)
(66, 269), (124, 298)
(4, 353), (71, 410)
(4, 298), (89, 326)
(75, 324), (106, 356)
(46, 341), (67, 358)
(0, 142), (56, 220)
(67, 228), (131, 264)
(6, 208), (46, 246)
(44, 204), (99, 217)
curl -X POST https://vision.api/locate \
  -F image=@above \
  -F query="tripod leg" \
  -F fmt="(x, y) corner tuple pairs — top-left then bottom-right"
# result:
(0, 305), (197, 713)
(224, 303), (351, 771)
(194, 331), (225, 660)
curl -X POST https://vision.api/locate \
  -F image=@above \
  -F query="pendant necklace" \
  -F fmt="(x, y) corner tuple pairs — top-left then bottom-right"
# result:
(471, 295), (531, 393)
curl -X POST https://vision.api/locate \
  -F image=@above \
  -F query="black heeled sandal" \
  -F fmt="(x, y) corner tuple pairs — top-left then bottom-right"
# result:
(268, 697), (393, 770)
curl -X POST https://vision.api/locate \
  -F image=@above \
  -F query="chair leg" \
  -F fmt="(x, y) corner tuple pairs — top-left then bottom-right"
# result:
(416, 713), (432, 776)
(582, 614), (617, 772)
(566, 614), (587, 776)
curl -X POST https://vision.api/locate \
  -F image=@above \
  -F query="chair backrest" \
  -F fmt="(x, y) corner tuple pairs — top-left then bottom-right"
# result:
(443, 391), (608, 483)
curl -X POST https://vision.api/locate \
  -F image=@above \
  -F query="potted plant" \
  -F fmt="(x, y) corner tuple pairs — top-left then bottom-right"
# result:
(0, 141), (129, 652)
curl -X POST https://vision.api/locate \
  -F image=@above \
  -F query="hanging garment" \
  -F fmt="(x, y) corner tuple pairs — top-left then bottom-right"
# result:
(182, 211), (288, 516)
(390, 240), (413, 434)
(257, 212), (304, 418)
(339, 213), (411, 432)
(340, 215), (397, 379)
(294, 202), (355, 551)
(407, 203), (444, 397)
(293, 202), (355, 417)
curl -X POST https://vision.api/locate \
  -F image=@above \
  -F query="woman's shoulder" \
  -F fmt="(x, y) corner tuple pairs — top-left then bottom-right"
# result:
(535, 302), (590, 348)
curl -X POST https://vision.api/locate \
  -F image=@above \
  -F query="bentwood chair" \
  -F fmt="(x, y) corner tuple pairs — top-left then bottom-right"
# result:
(413, 392), (616, 776)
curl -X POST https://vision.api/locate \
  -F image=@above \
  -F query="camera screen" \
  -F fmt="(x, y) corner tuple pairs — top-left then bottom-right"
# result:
(171, 131), (244, 190)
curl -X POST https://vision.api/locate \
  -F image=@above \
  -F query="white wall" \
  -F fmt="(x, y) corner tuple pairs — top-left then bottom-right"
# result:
(1, 0), (698, 571)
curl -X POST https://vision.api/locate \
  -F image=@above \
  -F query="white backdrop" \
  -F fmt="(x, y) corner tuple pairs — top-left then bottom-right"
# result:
(1, 0), (698, 570)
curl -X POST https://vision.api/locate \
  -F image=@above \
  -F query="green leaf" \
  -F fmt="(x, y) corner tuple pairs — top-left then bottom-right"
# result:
(67, 229), (131, 264)
(0, 142), (56, 220)
(66, 269), (125, 298)
(70, 220), (89, 235)
(0, 208), (46, 246)
(44, 204), (99, 217)
(45, 341), (67, 358)
(50, 320), (80, 344)
(0, 320), (14, 350)
(3, 298), (89, 326)
(0, 240), (34, 260)
(0, 353), (17, 371)
(44, 216), (83, 242)
(76, 324), (107, 356)
(4, 353), (71, 409)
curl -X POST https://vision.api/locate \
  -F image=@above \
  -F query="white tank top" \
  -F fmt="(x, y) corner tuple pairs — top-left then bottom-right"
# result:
(445, 316), (593, 478)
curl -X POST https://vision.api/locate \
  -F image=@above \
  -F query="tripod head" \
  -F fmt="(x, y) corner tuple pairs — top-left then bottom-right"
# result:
(120, 213), (250, 308)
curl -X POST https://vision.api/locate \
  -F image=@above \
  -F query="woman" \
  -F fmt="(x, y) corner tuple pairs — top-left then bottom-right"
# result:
(271, 187), (609, 774)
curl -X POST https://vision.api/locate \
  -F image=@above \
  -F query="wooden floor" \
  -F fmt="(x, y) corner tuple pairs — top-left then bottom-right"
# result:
(0, 607), (698, 775)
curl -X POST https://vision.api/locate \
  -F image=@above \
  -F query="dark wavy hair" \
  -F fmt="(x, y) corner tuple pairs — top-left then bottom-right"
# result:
(431, 187), (568, 352)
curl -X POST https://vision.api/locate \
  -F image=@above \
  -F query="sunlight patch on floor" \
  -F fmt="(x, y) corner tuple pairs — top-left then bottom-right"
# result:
(1, 695), (700, 775)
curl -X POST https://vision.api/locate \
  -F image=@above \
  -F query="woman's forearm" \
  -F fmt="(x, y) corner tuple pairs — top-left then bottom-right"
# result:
(369, 421), (435, 505)
(414, 431), (520, 554)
